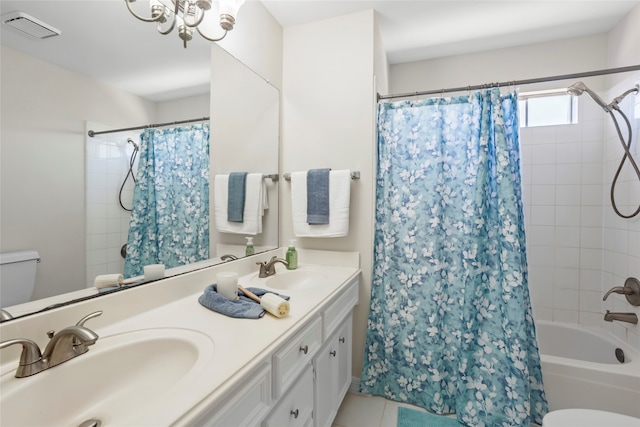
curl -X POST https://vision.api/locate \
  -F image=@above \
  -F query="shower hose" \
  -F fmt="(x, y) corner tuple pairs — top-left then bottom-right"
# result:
(119, 141), (139, 212)
(607, 103), (640, 219)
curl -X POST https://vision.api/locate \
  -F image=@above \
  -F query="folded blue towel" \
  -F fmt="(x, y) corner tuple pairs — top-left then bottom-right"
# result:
(227, 172), (248, 222)
(307, 168), (330, 224)
(198, 284), (290, 319)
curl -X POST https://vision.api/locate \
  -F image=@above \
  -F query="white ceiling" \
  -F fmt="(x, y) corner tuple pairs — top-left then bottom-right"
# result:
(1, 1), (638, 101)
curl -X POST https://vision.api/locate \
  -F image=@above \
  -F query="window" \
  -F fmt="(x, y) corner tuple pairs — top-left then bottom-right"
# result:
(519, 89), (578, 127)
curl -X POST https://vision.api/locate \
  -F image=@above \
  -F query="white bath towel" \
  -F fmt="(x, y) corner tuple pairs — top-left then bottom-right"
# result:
(291, 169), (350, 238)
(214, 173), (267, 235)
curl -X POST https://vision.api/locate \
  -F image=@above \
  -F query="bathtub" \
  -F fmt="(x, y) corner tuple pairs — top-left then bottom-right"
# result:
(536, 320), (640, 418)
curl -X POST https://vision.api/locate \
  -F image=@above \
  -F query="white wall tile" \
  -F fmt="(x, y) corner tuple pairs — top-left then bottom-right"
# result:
(556, 163), (581, 185)
(556, 185), (581, 206)
(554, 226), (580, 248)
(554, 267), (580, 289)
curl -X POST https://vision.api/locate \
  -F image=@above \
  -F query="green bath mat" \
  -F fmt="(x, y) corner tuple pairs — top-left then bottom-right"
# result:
(397, 407), (464, 427)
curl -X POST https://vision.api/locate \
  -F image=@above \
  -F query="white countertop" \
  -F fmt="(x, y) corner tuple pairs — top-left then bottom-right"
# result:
(0, 249), (361, 427)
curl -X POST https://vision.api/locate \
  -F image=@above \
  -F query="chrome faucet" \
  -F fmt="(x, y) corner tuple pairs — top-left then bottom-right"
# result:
(0, 310), (102, 378)
(604, 310), (638, 324)
(221, 254), (239, 262)
(256, 256), (289, 278)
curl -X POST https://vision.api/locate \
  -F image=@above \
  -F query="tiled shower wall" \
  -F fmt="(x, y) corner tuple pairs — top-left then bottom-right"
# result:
(85, 131), (139, 287)
(602, 73), (640, 349)
(522, 73), (640, 351)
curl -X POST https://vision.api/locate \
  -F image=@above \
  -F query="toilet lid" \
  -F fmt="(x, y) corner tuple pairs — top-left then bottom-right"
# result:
(543, 409), (640, 426)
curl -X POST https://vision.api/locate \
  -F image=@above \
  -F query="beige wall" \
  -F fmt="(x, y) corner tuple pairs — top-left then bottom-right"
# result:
(0, 45), (157, 301)
(281, 10), (378, 377)
(389, 34), (609, 95)
(217, 0), (284, 90)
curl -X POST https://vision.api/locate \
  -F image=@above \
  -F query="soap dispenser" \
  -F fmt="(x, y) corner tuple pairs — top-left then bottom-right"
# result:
(245, 237), (255, 256)
(286, 239), (298, 270)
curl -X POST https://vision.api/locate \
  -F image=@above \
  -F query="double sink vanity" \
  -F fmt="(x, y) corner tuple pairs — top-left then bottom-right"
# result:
(0, 249), (361, 427)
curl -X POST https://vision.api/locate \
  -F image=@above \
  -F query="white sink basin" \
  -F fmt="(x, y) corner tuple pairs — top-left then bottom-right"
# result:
(250, 266), (328, 290)
(0, 328), (215, 427)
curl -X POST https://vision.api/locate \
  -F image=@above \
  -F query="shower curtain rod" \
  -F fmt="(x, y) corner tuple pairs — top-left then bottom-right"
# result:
(88, 116), (209, 137)
(377, 64), (640, 101)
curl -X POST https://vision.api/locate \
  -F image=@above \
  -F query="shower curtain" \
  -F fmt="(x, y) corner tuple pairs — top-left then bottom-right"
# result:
(124, 123), (210, 278)
(360, 89), (548, 426)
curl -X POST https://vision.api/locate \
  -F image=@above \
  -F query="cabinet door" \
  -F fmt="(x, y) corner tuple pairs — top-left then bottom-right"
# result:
(314, 314), (353, 427)
(264, 365), (314, 427)
(313, 339), (337, 427)
(336, 315), (353, 401)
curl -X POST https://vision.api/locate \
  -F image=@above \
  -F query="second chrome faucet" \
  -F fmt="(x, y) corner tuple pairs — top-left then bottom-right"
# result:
(256, 256), (289, 278)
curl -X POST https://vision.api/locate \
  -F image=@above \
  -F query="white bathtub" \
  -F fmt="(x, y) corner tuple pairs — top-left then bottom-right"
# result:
(536, 320), (640, 418)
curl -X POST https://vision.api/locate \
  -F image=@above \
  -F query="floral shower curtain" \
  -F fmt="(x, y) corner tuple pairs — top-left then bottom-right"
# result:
(360, 89), (548, 426)
(124, 123), (210, 278)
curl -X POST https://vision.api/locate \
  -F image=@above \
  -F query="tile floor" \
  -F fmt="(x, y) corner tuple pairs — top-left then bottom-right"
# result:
(332, 392), (457, 427)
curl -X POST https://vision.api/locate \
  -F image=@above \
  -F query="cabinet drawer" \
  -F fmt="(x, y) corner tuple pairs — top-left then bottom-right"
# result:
(196, 363), (271, 427)
(264, 365), (314, 427)
(322, 277), (358, 340)
(273, 317), (322, 398)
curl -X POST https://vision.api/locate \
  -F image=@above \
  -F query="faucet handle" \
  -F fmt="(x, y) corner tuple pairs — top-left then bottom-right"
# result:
(0, 338), (44, 377)
(603, 278), (640, 306)
(76, 310), (103, 327)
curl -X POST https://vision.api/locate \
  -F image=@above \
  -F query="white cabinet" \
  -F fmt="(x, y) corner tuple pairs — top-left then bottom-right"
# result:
(193, 363), (272, 427)
(272, 317), (322, 398)
(263, 365), (314, 427)
(198, 275), (359, 427)
(313, 314), (353, 427)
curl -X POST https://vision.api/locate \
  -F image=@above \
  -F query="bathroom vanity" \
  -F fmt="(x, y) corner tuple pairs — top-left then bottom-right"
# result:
(0, 249), (360, 427)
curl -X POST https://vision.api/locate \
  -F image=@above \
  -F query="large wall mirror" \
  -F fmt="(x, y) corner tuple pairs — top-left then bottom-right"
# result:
(0, 1), (279, 321)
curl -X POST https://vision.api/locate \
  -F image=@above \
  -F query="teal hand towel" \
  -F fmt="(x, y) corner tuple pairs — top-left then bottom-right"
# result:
(307, 168), (330, 224)
(227, 172), (247, 222)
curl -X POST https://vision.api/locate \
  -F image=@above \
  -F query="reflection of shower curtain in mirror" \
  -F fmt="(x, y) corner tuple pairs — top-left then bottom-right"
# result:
(124, 124), (210, 278)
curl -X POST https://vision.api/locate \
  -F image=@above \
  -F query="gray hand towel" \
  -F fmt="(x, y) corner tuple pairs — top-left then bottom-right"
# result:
(307, 168), (330, 224)
(227, 172), (248, 222)
(198, 284), (290, 319)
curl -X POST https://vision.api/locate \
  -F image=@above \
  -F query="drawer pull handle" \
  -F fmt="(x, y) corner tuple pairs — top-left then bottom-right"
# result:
(291, 409), (299, 419)
(330, 350), (337, 357)
(339, 337), (345, 343)
(299, 345), (308, 355)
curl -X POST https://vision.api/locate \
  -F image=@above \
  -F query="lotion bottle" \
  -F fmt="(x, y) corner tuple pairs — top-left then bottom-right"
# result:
(286, 239), (298, 270)
(245, 237), (255, 256)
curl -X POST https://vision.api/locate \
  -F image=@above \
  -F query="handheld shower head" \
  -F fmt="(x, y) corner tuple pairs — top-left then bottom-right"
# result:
(567, 81), (609, 112)
(127, 138), (139, 151)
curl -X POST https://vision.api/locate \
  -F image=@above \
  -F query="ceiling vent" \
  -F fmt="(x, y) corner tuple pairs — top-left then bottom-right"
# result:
(1, 11), (61, 39)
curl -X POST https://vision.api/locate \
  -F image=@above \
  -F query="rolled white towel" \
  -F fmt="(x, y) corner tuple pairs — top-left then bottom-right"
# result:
(94, 273), (124, 289)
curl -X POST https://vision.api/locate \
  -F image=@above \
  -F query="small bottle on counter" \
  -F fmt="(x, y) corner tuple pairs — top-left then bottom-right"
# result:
(286, 239), (298, 270)
(245, 237), (255, 256)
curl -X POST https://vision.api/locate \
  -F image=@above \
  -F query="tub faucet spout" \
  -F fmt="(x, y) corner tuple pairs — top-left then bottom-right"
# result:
(604, 310), (638, 324)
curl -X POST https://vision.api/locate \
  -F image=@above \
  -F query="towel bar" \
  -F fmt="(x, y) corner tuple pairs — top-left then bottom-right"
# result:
(283, 171), (360, 181)
(263, 174), (279, 182)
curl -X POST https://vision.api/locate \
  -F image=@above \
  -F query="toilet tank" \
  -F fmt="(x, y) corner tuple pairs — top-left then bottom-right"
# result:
(0, 250), (40, 307)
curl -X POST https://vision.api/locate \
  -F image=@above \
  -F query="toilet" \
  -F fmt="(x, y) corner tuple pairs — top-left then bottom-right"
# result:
(0, 250), (40, 307)
(543, 409), (640, 426)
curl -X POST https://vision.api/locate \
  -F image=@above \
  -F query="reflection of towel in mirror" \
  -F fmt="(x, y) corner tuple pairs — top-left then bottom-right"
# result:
(227, 172), (247, 222)
(307, 168), (330, 224)
(198, 284), (289, 319)
(214, 174), (267, 235)
(291, 170), (351, 237)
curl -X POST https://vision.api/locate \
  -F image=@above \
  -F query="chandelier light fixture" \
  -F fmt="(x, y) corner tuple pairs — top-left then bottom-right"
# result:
(125, 0), (245, 48)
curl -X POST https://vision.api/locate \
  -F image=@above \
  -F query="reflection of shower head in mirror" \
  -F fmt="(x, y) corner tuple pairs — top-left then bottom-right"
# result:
(127, 138), (139, 151)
